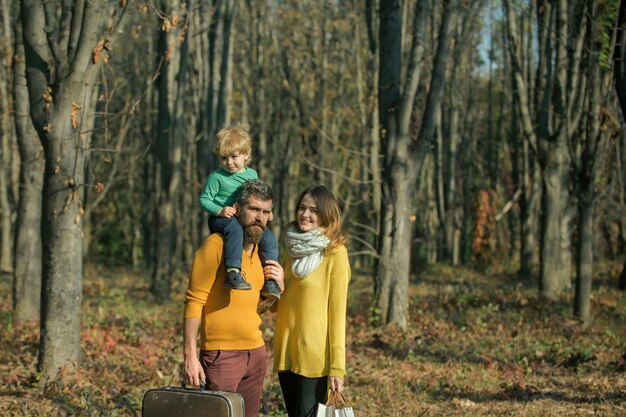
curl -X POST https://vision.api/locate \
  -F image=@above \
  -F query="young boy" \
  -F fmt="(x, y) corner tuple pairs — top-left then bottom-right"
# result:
(199, 124), (281, 300)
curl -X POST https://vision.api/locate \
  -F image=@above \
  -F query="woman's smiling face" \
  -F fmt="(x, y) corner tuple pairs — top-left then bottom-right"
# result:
(296, 193), (320, 232)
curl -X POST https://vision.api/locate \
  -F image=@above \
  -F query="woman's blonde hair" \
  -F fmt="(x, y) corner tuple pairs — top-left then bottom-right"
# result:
(294, 185), (348, 249)
(213, 123), (253, 163)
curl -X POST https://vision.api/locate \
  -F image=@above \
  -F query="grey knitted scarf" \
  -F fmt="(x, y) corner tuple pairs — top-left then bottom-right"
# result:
(284, 224), (330, 278)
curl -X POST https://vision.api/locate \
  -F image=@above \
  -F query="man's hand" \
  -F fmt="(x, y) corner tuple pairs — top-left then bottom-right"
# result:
(183, 318), (205, 387)
(183, 354), (206, 388)
(263, 260), (284, 292)
(217, 206), (237, 218)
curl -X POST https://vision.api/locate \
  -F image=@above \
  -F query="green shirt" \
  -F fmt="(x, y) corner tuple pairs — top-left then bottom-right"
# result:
(199, 167), (258, 216)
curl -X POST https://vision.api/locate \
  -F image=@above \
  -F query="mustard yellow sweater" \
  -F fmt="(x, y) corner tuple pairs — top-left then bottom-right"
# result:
(273, 245), (351, 378)
(184, 234), (265, 350)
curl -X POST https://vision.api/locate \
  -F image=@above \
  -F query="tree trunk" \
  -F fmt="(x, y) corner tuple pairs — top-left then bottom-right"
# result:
(615, 0), (626, 294)
(196, 0), (236, 242)
(614, 0), (625, 118)
(537, 0), (575, 297)
(434, 109), (445, 262)
(503, 0), (539, 279)
(446, 98), (460, 265)
(21, 0), (128, 383)
(0, 0), (14, 274)
(486, 0), (498, 188)
(12, 6), (44, 323)
(215, 0), (235, 129)
(375, 162), (417, 327)
(574, 185), (593, 322)
(151, 0), (189, 300)
(519, 154), (540, 279)
(424, 156), (439, 264)
(443, 3), (480, 265)
(374, 0), (412, 328)
(0, 106), (12, 274)
(617, 260), (626, 291)
(365, 0), (382, 268)
(573, 0), (613, 321)
(539, 145), (571, 296)
(374, 0), (457, 328)
(504, 0), (585, 294)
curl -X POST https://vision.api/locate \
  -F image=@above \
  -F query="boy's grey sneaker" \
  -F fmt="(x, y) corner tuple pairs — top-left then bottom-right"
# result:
(224, 270), (252, 290)
(261, 279), (281, 300)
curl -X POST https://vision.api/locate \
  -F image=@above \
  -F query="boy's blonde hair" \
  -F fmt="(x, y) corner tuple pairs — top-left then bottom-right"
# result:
(213, 123), (253, 163)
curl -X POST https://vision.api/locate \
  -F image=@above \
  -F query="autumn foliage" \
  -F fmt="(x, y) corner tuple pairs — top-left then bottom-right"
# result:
(1, 262), (625, 416)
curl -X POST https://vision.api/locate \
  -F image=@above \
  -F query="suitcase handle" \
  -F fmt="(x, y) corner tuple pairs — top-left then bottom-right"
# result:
(180, 381), (207, 391)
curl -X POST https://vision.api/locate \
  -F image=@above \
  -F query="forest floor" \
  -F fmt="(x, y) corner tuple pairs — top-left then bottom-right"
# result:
(0, 260), (625, 416)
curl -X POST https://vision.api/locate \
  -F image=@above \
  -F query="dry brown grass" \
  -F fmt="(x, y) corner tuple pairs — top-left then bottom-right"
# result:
(1, 261), (624, 416)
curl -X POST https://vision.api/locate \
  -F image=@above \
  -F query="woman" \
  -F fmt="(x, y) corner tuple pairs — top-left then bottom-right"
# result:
(273, 185), (351, 417)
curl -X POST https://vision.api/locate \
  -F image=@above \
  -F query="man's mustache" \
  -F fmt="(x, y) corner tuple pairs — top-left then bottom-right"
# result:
(243, 221), (266, 231)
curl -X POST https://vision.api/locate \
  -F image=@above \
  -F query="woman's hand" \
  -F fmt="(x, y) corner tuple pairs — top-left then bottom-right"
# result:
(329, 376), (344, 393)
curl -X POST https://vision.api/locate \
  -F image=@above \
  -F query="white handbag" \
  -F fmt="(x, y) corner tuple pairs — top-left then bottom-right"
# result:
(315, 401), (334, 417)
(316, 391), (355, 417)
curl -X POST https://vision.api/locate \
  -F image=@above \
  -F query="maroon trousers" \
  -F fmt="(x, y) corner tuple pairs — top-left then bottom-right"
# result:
(200, 345), (266, 417)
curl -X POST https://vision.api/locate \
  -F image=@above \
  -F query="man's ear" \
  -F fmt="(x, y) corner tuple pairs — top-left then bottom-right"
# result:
(233, 202), (240, 215)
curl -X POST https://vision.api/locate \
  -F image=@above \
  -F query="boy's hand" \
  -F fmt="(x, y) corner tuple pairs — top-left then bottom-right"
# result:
(217, 206), (236, 218)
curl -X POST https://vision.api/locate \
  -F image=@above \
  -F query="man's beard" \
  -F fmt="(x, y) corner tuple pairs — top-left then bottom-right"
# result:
(243, 221), (266, 245)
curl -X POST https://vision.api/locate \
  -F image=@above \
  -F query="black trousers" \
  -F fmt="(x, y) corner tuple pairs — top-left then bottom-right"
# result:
(278, 371), (328, 417)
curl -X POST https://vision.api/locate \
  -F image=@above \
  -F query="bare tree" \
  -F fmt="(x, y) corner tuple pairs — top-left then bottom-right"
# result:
(572, 0), (615, 323)
(20, 0), (130, 382)
(375, 0), (458, 328)
(438, 0), (486, 265)
(151, 0), (190, 300)
(503, 0), (588, 297)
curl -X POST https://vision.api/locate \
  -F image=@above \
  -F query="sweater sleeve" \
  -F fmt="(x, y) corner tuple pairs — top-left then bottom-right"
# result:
(198, 172), (224, 216)
(327, 246), (351, 378)
(184, 238), (222, 319)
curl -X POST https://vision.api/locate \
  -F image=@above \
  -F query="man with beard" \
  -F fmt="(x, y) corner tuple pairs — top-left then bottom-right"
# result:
(182, 179), (284, 417)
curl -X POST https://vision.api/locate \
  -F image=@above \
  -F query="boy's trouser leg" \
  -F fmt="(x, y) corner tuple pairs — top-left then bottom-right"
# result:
(208, 216), (243, 269)
(258, 228), (279, 264)
(278, 371), (327, 417)
(200, 346), (266, 417)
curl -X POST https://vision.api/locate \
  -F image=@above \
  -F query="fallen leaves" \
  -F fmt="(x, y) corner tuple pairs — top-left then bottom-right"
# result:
(1, 261), (625, 416)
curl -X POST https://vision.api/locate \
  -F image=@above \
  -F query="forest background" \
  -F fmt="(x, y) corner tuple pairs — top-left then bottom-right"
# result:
(0, 0), (625, 416)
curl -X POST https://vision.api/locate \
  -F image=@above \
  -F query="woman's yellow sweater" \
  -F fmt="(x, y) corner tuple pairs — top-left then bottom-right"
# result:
(273, 245), (351, 378)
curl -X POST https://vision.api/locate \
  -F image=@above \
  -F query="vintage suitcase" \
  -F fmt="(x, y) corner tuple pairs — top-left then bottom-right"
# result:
(142, 385), (244, 417)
